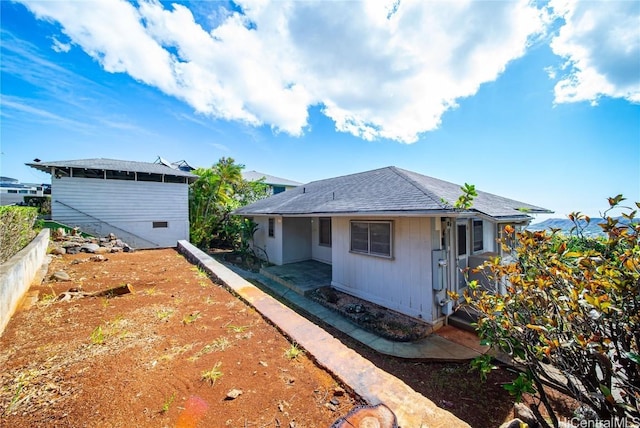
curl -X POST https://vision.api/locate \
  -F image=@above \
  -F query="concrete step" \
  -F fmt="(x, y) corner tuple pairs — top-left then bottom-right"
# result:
(447, 306), (479, 333)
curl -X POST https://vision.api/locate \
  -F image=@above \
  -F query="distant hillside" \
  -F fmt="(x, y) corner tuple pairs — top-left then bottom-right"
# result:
(527, 217), (633, 237)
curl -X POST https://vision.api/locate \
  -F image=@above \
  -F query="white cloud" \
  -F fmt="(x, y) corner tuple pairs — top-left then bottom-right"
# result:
(17, 0), (547, 143)
(549, 0), (640, 105)
(51, 36), (70, 53)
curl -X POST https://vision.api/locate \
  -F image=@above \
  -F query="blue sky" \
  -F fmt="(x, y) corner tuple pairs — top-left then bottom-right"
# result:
(1, 0), (638, 222)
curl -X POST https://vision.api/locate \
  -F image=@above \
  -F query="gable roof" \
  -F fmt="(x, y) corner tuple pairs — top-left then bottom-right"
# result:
(242, 170), (302, 187)
(27, 158), (197, 180)
(234, 166), (552, 220)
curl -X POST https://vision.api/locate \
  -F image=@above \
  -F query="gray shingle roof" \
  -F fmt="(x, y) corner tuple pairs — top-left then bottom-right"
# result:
(27, 158), (197, 180)
(242, 170), (302, 187)
(234, 166), (552, 219)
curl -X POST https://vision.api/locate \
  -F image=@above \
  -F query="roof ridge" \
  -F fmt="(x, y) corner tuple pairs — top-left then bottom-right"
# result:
(388, 166), (449, 209)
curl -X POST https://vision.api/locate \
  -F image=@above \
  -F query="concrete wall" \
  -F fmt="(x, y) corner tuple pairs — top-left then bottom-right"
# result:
(0, 228), (49, 337)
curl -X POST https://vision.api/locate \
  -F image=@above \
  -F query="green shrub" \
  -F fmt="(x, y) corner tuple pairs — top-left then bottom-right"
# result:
(459, 196), (639, 427)
(0, 206), (39, 263)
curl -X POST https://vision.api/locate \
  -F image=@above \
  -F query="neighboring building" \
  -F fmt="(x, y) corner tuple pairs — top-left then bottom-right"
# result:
(234, 166), (552, 326)
(242, 170), (302, 195)
(27, 158), (197, 248)
(0, 177), (46, 206)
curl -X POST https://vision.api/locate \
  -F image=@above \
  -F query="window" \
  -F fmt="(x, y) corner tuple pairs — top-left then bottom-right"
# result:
(153, 221), (168, 228)
(268, 218), (275, 237)
(106, 170), (135, 181)
(319, 217), (331, 247)
(272, 186), (285, 194)
(473, 220), (483, 252)
(8, 190), (17, 194)
(350, 221), (392, 257)
(457, 224), (467, 256)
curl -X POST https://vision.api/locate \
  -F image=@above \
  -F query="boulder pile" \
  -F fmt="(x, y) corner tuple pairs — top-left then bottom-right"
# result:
(49, 228), (133, 255)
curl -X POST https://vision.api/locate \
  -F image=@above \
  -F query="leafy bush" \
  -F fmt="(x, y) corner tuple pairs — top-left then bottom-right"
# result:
(0, 206), (39, 263)
(189, 157), (269, 249)
(459, 196), (639, 427)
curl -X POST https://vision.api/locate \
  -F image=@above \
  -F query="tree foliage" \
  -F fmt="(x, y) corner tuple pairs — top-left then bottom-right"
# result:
(0, 206), (39, 263)
(189, 157), (269, 249)
(458, 196), (639, 427)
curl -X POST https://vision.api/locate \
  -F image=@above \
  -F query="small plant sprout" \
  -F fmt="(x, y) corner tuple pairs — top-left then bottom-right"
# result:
(192, 266), (209, 279)
(284, 342), (304, 360)
(201, 362), (223, 385)
(182, 311), (201, 325)
(90, 326), (105, 345)
(156, 308), (174, 322)
(161, 393), (175, 413)
(39, 286), (57, 305)
(226, 324), (249, 333)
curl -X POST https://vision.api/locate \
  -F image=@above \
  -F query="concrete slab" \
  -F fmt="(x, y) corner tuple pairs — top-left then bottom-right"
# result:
(178, 241), (471, 428)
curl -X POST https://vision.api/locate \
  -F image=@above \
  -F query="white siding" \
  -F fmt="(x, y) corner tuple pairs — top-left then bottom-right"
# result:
(311, 217), (332, 264)
(51, 177), (189, 248)
(331, 217), (434, 321)
(251, 215), (283, 265)
(282, 217), (312, 264)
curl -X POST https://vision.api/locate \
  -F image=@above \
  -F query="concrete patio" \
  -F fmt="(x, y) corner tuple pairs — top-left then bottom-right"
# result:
(260, 260), (331, 295)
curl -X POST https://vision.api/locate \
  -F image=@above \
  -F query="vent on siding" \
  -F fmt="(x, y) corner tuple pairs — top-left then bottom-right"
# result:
(153, 221), (168, 228)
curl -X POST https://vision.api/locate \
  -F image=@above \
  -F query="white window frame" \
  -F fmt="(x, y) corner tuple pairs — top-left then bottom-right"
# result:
(349, 220), (393, 258)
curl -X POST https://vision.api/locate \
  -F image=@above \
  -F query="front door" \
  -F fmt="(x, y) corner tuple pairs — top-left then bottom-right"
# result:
(456, 220), (470, 299)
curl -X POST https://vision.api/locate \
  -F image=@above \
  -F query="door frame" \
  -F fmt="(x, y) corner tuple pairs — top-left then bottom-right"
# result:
(455, 219), (470, 299)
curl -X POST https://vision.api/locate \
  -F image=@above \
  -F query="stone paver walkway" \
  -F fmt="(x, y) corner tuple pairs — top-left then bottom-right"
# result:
(178, 241), (473, 428)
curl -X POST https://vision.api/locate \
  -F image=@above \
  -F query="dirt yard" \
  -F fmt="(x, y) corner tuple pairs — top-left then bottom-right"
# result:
(1, 246), (577, 428)
(0, 249), (362, 428)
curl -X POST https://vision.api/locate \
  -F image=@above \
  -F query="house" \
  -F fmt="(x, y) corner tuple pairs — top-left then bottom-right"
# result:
(242, 170), (302, 195)
(26, 158), (197, 248)
(234, 166), (552, 327)
(0, 177), (46, 206)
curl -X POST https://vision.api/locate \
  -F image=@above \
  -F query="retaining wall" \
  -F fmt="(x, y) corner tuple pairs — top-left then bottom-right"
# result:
(177, 240), (469, 428)
(0, 228), (50, 337)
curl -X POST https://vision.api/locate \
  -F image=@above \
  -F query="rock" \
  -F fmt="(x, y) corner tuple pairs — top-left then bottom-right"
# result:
(330, 398), (340, 406)
(51, 271), (71, 281)
(94, 247), (111, 254)
(330, 403), (397, 428)
(110, 247), (123, 253)
(499, 418), (527, 428)
(90, 255), (107, 262)
(50, 246), (66, 255)
(80, 243), (100, 253)
(107, 233), (116, 240)
(514, 403), (539, 428)
(333, 386), (346, 397)
(61, 241), (81, 248)
(66, 247), (80, 255)
(225, 389), (243, 400)
(123, 245), (133, 253)
(325, 402), (338, 412)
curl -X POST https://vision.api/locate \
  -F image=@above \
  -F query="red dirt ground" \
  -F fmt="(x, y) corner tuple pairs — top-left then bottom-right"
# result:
(0, 249), (361, 428)
(0, 247), (576, 428)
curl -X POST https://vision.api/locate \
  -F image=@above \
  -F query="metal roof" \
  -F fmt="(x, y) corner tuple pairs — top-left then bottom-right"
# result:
(27, 158), (197, 180)
(242, 170), (302, 187)
(234, 166), (552, 219)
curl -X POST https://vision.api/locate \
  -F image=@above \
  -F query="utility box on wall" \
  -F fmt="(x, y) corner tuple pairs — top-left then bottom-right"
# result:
(431, 249), (447, 291)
